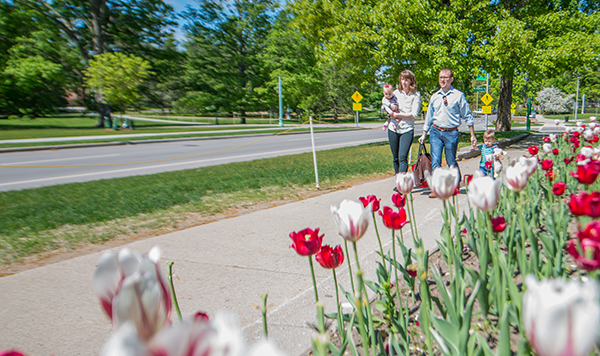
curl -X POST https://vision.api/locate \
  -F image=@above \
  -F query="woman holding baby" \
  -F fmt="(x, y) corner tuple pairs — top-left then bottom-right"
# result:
(385, 70), (421, 190)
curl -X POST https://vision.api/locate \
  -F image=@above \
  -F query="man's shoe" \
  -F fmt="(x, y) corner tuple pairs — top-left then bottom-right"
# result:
(428, 192), (437, 198)
(393, 186), (399, 192)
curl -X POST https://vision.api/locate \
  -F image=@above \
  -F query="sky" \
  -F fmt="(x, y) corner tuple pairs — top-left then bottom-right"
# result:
(163, 0), (194, 41)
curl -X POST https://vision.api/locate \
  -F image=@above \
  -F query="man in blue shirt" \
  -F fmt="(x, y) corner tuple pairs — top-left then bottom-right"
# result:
(418, 68), (477, 184)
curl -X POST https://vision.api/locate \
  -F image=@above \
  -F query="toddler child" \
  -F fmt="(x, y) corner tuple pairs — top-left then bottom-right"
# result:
(381, 84), (399, 131)
(478, 129), (503, 177)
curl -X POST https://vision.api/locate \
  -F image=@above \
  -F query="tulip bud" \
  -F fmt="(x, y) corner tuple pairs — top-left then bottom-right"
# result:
(425, 167), (459, 200)
(542, 143), (552, 154)
(331, 200), (370, 242)
(467, 175), (502, 212)
(395, 171), (415, 195)
(523, 275), (600, 356)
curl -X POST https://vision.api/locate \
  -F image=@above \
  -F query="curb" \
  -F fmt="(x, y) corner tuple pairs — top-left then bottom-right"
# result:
(0, 127), (369, 154)
(457, 133), (530, 161)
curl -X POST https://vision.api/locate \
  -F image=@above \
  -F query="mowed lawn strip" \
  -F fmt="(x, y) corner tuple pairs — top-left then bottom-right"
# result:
(0, 130), (526, 264)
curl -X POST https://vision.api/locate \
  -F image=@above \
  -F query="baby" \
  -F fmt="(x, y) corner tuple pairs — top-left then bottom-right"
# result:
(479, 130), (505, 178)
(381, 84), (399, 131)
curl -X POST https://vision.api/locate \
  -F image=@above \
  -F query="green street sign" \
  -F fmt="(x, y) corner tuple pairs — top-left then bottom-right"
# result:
(476, 76), (486, 81)
(474, 86), (486, 92)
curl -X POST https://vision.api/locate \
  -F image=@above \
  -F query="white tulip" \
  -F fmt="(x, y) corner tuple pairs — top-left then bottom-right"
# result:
(93, 247), (172, 341)
(549, 134), (557, 142)
(577, 126), (585, 134)
(590, 123), (597, 130)
(395, 171), (415, 195)
(591, 116), (597, 122)
(595, 127), (600, 136)
(523, 275), (600, 356)
(518, 156), (538, 177)
(425, 166), (459, 200)
(331, 199), (371, 242)
(577, 121), (583, 127)
(101, 322), (147, 356)
(543, 143), (552, 154)
(247, 339), (287, 356)
(584, 129), (594, 141)
(581, 146), (594, 158)
(555, 119), (561, 126)
(504, 160), (530, 192)
(467, 175), (502, 212)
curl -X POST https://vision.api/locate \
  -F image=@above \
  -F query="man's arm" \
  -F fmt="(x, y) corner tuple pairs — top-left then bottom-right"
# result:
(469, 125), (477, 147)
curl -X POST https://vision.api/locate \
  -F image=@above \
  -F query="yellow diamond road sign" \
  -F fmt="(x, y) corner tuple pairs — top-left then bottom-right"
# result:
(482, 106), (492, 114)
(352, 91), (363, 103)
(511, 103), (516, 109)
(353, 103), (362, 111)
(481, 93), (493, 105)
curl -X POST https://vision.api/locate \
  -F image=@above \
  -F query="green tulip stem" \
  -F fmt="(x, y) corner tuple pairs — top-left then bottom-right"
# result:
(408, 192), (419, 243)
(332, 269), (345, 343)
(352, 241), (362, 271)
(167, 261), (183, 321)
(261, 294), (268, 338)
(371, 212), (387, 270)
(308, 256), (319, 303)
(344, 240), (356, 295)
(391, 229), (400, 298)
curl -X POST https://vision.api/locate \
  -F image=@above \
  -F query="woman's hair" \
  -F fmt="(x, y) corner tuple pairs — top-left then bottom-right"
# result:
(399, 70), (417, 94)
(483, 129), (495, 141)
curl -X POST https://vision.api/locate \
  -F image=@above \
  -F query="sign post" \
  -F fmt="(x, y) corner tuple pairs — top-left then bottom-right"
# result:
(481, 92), (494, 129)
(351, 91), (363, 127)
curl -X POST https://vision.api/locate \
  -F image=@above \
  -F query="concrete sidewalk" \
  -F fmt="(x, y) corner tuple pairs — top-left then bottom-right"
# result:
(0, 133), (550, 356)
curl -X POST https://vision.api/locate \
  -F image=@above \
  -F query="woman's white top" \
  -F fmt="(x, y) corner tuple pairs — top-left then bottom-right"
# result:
(390, 89), (421, 134)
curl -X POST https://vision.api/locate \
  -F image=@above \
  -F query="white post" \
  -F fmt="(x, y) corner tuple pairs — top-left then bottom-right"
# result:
(582, 94), (586, 115)
(309, 116), (320, 189)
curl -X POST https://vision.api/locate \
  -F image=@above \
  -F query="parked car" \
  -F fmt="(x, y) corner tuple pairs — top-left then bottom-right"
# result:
(473, 109), (483, 115)
(492, 109), (498, 114)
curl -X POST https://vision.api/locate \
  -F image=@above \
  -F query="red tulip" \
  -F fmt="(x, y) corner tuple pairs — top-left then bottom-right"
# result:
(378, 206), (410, 230)
(485, 160), (493, 169)
(593, 136), (599, 143)
(568, 193), (587, 216)
(289, 228), (323, 256)
(570, 161), (600, 185)
(564, 157), (574, 165)
(552, 182), (566, 196)
(359, 195), (380, 212)
(406, 264), (417, 278)
(315, 245), (344, 269)
(464, 174), (473, 185)
(583, 192), (600, 218)
(391, 193), (405, 208)
(576, 154), (588, 163)
(529, 146), (539, 155)
(193, 312), (210, 322)
(0, 351), (27, 356)
(541, 159), (553, 171)
(567, 221), (600, 271)
(543, 137), (550, 143)
(491, 216), (507, 233)
(545, 171), (554, 182)
(573, 131), (580, 138)
(552, 148), (559, 155)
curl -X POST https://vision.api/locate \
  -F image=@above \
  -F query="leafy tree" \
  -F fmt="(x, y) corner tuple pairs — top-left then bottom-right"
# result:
(12, 0), (176, 125)
(181, 0), (276, 123)
(84, 52), (151, 115)
(537, 87), (574, 114)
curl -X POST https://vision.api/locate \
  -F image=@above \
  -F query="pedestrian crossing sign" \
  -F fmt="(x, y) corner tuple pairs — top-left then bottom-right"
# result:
(481, 93), (493, 105)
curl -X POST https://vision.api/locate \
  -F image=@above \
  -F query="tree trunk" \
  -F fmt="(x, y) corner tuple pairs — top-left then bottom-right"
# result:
(496, 75), (513, 132)
(332, 100), (339, 123)
(240, 110), (246, 124)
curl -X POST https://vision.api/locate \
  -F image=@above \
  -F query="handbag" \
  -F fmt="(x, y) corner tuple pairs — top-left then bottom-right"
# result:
(412, 143), (432, 188)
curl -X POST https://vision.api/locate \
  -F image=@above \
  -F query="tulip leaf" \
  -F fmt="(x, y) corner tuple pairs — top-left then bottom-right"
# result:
(430, 314), (459, 352)
(497, 304), (511, 356)
(475, 334), (495, 356)
(431, 264), (459, 327)
(391, 333), (407, 356)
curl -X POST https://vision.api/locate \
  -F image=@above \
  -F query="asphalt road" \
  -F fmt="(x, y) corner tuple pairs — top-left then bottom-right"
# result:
(0, 116), (496, 192)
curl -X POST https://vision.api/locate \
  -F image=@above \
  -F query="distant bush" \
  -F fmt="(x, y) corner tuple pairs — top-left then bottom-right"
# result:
(537, 87), (574, 114)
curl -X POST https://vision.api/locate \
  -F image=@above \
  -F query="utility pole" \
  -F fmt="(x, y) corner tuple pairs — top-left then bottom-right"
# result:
(278, 76), (283, 127)
(575, 76), (580, 121)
